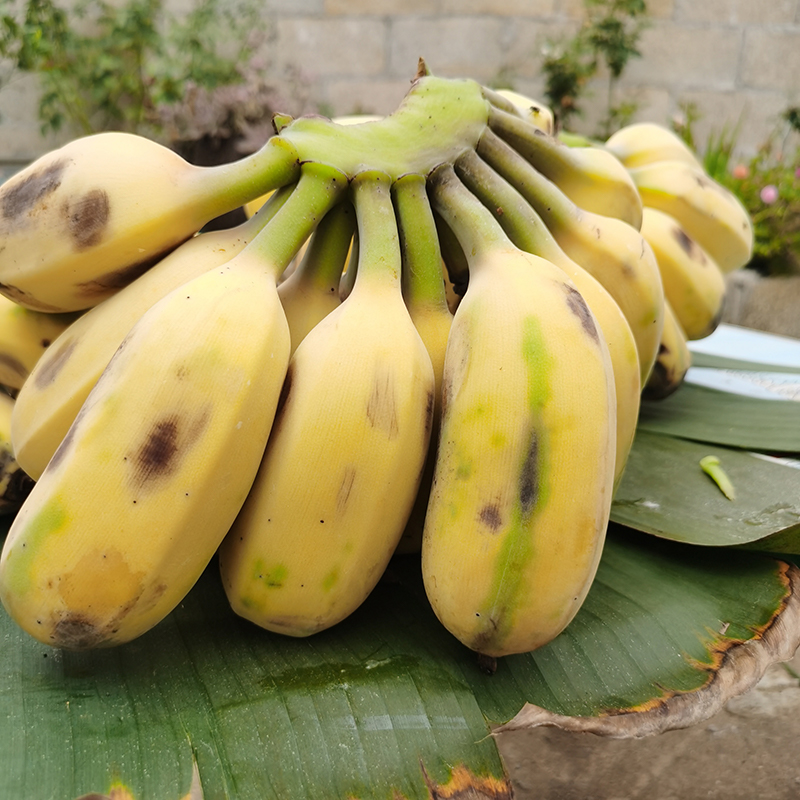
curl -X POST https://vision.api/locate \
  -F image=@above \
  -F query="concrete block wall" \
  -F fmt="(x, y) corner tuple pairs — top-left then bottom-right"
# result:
(1, 0), (800, 170)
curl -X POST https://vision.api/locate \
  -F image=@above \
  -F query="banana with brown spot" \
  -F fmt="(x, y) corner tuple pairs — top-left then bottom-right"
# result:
(477, 127), (664, 386)
(454, 149), (640, 492)
(481, 86), (555, 136)
(10, 180), (299, 481)
(0, 392), (34, 514)
(639, 206), (726, 340)
(219, 171), (435, 637)
(0, 132), (300, 312)
(0, 164), (347, 650)
(643, 298), (692, 401)
(422, 164), (616, 658)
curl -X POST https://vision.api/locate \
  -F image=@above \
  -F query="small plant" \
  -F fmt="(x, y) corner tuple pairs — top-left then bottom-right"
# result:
(674, 103), (800, 275)
(540, 0), (650, 136)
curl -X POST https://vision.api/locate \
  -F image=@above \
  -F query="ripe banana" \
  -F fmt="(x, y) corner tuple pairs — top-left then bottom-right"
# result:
(219, 170), (435, 637)
(393, 173), (454, 554)
(481, 86), (555, 135)
(643, 298), (692, 400)
(455, 149), (640, 491)
(277, 200), (355, 355)
(0, 132), (299, 312)
(422, 163), (615, 658)
(605, 122), (703, 170)
(628, 159), (754, 273)
(10, 181), (297, 481)
(487, 105), (643, 229)
(477, 127), (664, 386)
(0, 296), (79, 390)
(639, 206), (726, 340)
(0, 163), (346, 649)
(0, 392), (34, 514)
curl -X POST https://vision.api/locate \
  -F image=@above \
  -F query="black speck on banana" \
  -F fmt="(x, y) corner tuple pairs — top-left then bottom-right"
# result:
(454, 149), (640, 492)
(643, 298), (692, 401)
(480, 86), (555, 136)
(11, 181), (297, 482)
(486, 105), (643, 229)
(0, 132), (300, 312)
(639, 206), (726, 341)
(219, 170), (435, 638)
(0, 392), (34, 514)
(628, 159), (754, 273)
(422, 164), (616, 658)
(0, 163), (347, 650)
(605, 122), (703, 171)
(0, 295), (80, 391)
(477, 127), (664, 387)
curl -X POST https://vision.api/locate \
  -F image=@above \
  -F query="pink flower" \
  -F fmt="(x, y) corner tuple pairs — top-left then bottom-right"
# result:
(732, 164), (749, 179)
(795, 167), (800, 179)
(760, 184), (779, 204)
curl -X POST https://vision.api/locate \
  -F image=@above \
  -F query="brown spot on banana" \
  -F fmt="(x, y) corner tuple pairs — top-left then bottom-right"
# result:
(671, 225), (709, 265)
(1, 159), (66, 219)
(479, 504), (503, 531)
(0, 282), (64, 312)
(563, 283), (600, 342)
(63, 189), (110, 250)
(52, 613), (108, 650)
(366, 368), (399, 438)
(34, 337), (78, 389)
(337, 466), (356, 514)
(519, 429), (540, 517)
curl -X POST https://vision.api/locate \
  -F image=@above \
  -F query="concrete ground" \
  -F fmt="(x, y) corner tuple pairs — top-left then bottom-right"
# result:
(495, 275), (800, 799)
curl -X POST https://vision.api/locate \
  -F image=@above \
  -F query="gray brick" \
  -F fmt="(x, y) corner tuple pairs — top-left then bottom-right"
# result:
(325, 0), (439, 14)
(440, 0), (554, 16)
(324, 78), (416, 116)
(675, 0), (797, 25)
(740, 29), (800, 92)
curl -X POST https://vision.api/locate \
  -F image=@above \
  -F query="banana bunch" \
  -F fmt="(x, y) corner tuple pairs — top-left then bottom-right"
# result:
(0, 62), (754, 662)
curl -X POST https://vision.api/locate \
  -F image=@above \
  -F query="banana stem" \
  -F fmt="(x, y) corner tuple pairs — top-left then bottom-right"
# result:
(477, 128), (579, 236)
(185, 136), (301, 221)
(479, 85), (521, 115)
(241, 162), (349, 280)
(349, 171), (402, 293)
(292, 200), (356, 292)
(427, 163), (510, 266)
(392, 174), (448, 313)
(454, 150), (565, 264)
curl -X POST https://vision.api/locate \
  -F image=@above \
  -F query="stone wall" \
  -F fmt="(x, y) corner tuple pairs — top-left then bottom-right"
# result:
(1, 0), (800, 172)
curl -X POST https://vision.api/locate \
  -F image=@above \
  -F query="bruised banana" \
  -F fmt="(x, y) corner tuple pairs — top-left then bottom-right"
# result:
(393, 173), (454, 554)
(0, 392), (34, 514)
(455, 149), (640, 490)
(11, 180), (299, 481)
(486, 105), (642, 229)
(640, 206), (726, 341)
(219, 171), (434, 636)
(605, 122), (703, 170)
(643, 298), (692, 401)
(477, 127), (664, 386)
(628, 159), (754, 273)
(0, 296), (80, 390)
(422, 163), (616, 658)
(0, 164), (346, 649)
(0, 132), (299, 312)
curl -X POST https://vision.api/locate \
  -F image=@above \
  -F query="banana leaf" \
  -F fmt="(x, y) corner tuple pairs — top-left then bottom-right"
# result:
(688, 323), (800, 370)
(1, 523), (798, 800)
(612, 430), (800, 551)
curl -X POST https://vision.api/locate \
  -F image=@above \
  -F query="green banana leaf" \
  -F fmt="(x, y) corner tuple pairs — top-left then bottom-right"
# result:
(612, 430), (800, 551)
(0, 524), (796, 800)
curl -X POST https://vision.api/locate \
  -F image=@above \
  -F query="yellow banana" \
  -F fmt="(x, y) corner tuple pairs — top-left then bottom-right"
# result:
(422, 163), (616, 658)
(0, 132), (299, 312)
(477, 127), (664, 386)
(277, 200), (355, 355)
(639, 206), (726, 340)
(628, 159), (754, 273)
(455, 149), (640, 491)
(218, 171), (435, 637)
(11, 183), (297, 481)
(0, 164), (346, 649)
(482, 87), (555, 135)
(605, 122), (703, 170)
(0, 392), (34, 514)
(486, 105), (643, 229)
(643, 298), (692, 400)
(0, 296), (79, 390)
(392, 173), (454, 554)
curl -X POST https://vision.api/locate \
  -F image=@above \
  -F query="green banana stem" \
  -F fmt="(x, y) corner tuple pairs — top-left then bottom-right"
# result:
(427, 164), (511, 268)
(454, 149), (566, 264)
(241, 161), (348, 279)
(477, 127), (581, 235)
(392, 174), (449, 314)
(349, 171), (402, 294)
(291, 200), (356, 294)
(479, 85), (521, 115)
(186, 136), (301, 220)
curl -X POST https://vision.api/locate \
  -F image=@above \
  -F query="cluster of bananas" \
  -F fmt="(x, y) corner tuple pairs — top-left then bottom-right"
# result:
(0, 62), (752, 661)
